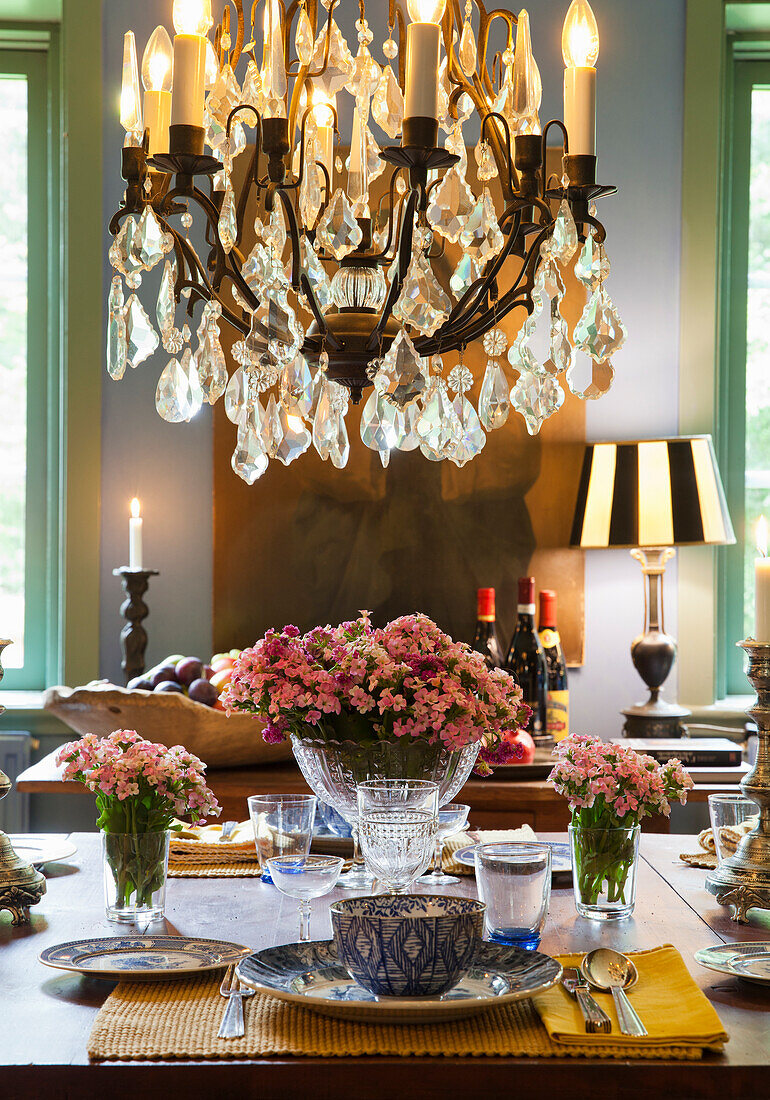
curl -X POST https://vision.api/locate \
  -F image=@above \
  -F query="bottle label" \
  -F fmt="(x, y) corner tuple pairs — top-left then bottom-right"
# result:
(540, 628), (560, 650)
(547, 690), (569, 742)
(517, 603), (536, 615)
(477, 615), (496, 622)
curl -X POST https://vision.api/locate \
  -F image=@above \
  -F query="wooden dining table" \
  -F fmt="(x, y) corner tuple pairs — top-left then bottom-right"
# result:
(2, 831), (769, 1099)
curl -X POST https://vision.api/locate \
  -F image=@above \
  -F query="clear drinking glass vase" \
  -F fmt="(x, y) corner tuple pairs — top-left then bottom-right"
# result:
(102, 830), (170, 923)
(569, 824), (641, 920)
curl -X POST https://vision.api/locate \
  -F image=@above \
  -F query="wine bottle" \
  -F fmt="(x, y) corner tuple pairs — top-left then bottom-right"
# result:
(505, 577), (549, 742)
(538, 589), (569, 742)
(471, 587), (505, 668)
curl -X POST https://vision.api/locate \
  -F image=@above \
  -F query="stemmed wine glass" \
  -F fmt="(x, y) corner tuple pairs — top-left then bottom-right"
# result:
(267, 854), (345, 941)
(419, 803), (470, 886)
(357, 780), (439, 894)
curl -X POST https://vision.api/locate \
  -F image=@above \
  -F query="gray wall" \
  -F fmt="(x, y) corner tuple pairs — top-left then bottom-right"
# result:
(100, 0), (686, 739)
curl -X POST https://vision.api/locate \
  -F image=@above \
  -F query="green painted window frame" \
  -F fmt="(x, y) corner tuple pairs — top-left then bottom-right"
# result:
(0, 1), (102, 699)
(0, 43), (53, 688)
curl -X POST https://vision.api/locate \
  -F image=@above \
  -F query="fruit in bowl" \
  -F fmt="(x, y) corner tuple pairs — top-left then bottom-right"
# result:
(126, 649), (242, 709)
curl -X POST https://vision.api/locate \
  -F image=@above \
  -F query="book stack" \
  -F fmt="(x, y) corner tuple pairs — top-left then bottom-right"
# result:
(609, 738), (749, 784)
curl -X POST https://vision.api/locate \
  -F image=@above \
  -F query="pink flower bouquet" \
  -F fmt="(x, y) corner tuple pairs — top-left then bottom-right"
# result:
(549, 735), (693, 913)
(223, 612), (531, 773)
(56, 729), (221, 833)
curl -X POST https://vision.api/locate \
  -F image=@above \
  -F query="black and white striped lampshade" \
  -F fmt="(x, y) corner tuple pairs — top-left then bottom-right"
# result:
(570, 436), (735, 548)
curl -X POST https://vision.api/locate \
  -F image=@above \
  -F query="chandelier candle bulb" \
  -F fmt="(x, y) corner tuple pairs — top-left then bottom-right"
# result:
(404, 0), (446, 132)
(142, 27), (173, 155)
(313, 92), (334, 188)
(756, 517), (770, 642)
(128, 498), (143, 571)
(562, 0), (599, 157)
(170, 0), (210, 131)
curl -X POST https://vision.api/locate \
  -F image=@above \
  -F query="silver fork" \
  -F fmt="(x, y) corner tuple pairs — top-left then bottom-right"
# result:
(217, 964), (255, 1039)
(561, 967), (612, 1034)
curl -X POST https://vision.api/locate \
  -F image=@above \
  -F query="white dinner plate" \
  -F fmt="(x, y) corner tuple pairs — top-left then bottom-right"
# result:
(8, 834), (78, 867)
(694, 941), (770, 985)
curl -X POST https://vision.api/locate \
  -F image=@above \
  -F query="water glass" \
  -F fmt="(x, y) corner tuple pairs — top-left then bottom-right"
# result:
(247, 793), (316, 885)
(357, 780), (438, 894)
(267, 854), (344, 941)
(708, 794), (759, 864)
(419, 803), (470, 886)
(474, 842), (551, 949)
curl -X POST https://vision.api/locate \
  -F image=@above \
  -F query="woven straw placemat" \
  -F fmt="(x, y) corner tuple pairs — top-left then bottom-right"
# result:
(87, 972), (708, 1063)
(168, 861), (263, 878)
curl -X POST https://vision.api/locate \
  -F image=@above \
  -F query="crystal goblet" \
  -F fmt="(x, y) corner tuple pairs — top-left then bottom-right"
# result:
(357, 780), (439, 894)
(418, 803), (470, 886)
(267, 854), (345, 941)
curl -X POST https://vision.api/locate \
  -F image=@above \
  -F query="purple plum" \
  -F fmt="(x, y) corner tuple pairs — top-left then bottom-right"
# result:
(188, 678), (219, 707)
(176, 657), (203, 687)
(127, 675), (153, 691)
(155, 680), (184, 693)
(151, 665), (178, 687)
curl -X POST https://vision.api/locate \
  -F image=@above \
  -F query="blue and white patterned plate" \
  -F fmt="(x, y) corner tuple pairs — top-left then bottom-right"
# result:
(454, 841), (572, 880)
(236, 939), (562, 1022)
(39, 935), (250, 980)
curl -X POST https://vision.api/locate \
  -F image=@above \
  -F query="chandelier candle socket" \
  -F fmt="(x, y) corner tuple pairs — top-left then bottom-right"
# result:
(107, 0), (620, 482)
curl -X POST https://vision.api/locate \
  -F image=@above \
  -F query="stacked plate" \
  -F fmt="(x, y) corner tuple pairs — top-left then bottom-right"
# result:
(695, 942), (770, 986)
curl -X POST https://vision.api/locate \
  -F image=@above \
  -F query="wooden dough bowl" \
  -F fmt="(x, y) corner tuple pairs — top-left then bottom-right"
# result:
(43, 682), (291, 769)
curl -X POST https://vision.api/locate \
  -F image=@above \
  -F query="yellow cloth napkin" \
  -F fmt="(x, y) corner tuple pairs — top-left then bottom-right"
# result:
(533, 945), (727, 1051)
(169, 819), (258, 864)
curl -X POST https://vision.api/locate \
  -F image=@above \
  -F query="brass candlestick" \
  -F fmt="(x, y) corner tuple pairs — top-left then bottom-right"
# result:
(113, 567), (159, 684)
(0, 640), (46, 925)
(705, 638), (770, 922)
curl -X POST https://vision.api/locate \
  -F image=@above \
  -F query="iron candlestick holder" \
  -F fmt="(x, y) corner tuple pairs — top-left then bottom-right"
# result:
(113, 568), (159, 685)
(705, 638), (770, 921)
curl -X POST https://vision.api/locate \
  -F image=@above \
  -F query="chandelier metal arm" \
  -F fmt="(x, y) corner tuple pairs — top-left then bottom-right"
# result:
(276, 185), (303, 290)
(477, 7), (516, 103)
(365, 188), (420, 353)
(369, 169), (407, 261)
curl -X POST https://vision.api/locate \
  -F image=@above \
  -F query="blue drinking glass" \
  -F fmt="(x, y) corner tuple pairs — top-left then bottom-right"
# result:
(473, 842), (552, 950)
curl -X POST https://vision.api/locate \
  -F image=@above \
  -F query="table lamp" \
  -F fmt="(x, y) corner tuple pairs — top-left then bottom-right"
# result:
(570, 436), (735, 737)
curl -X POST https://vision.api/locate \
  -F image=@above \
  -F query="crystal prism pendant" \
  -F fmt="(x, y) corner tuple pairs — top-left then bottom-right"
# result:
(241, 59), (264, 113)
(459, 19), (477, 76)
(275, 402), (312, 465)
(550, 200), (578, 264)
(280, 353), (314, 417)
(301, 234), (332, 313)
(511, 8), (542, 129)
(395, 401), (421, 451)
(450, 253), (480, 299)
(372, 64), (404, 139)
(478, 359), (510, 430)
(262, 394), (284, 458)
(508, 322), (539, 376)
(225, 366), (249, 424)
(110, 215), (143, 276)
(474, 139), (497, 181)
(180, 347), (203, 420)
(218, 184), (238, 252)
(360, 388), (401, 454)
(295, 6), (314, 66)
(134, 206), (171, 270)
(566, 352), (615, 400)
(574, 232), (611, 290)
(329, 408), (350, 469)
(426, 168), (476, 243)
(312, 378), (337, 460)
(124, 293), (159, 367)
(107, 277), (127, 380)
(573, 290), (627, 362)
(156, 259), (175, 334)
(393, 253), (450, 337)
(417, 378), (463, 459)
(310, 19), (352, 97)
(231, 406), (269, 484)
(377, 329), (428, 408)
(450, 394), (486, 466)
(156, 355), (196, 423)
(460, 187), (504, 264)
(510, 371), (564, 435)
(316, 189), (363, 260)
(197, 325), (228, 405)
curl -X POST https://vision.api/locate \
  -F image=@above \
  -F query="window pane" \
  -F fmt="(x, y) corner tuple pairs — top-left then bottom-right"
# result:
(0, 74), (27, 669)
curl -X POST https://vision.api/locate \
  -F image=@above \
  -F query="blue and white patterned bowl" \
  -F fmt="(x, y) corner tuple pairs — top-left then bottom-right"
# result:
(330, 894), (486, 998)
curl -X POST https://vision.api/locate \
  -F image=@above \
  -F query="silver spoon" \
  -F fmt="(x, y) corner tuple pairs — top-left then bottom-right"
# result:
(581, 948), (648, 1037)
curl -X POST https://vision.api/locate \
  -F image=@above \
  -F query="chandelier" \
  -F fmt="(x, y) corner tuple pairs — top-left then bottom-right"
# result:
(107, 0), (624, 482)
